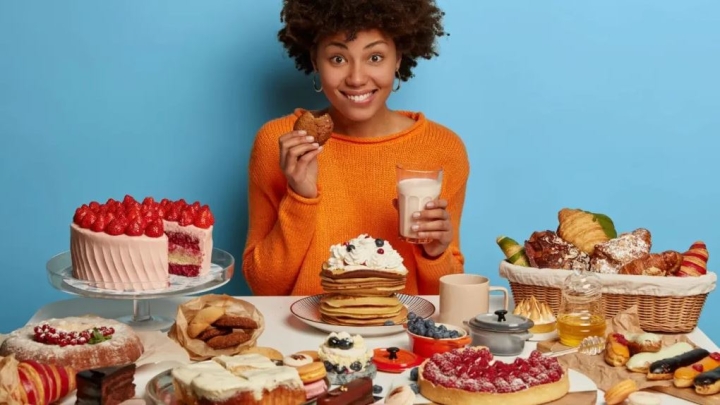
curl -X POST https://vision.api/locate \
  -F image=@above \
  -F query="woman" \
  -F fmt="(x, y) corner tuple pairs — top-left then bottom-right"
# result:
(242, 0), (469, 296)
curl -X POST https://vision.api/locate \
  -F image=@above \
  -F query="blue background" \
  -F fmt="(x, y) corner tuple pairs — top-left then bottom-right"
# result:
(1, 1), (718, 341)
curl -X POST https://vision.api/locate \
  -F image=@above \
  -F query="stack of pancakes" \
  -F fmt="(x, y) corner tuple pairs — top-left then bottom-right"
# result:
(319, 269), (408, 326)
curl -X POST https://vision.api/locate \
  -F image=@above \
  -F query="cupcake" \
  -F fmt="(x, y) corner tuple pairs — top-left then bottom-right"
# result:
(513, 296), (556, 334)
(318, 332), (377, 385)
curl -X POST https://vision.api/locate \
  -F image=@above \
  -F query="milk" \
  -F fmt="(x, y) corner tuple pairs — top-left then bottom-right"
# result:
(397, 178), (442, 242)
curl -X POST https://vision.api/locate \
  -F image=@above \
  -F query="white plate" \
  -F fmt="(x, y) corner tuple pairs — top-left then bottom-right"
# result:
(290, 294), (435, 337)
(387, 368), (596, 404)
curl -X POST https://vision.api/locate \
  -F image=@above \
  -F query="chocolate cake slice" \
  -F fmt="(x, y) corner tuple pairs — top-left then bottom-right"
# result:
(75, 363), (136, 405)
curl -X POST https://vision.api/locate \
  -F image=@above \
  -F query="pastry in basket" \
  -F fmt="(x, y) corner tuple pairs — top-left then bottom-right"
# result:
(556, 208), (617, 255)
(0, 316), (143, 372)
(524, 230), (589, 270)
(694, 365), (720, 395)
(625, 341), (693, 373)
(496, 236), (530, 266)
(317, 332), (376, 385)
(589, 228), (652, 274)
(604, 333), (631, 367)
(677, 241), (709, 277)
(0, 354), (77, 405)
(512, 296), (556, 334)
(418, 347), (569, 405)
(619, 250), (682, 276)
(647, 348), (709, 380)
(626, 332), (661, 354)
(673, 351), (720, 388)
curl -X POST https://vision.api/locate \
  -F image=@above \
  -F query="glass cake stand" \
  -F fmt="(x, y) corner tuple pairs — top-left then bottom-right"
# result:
(46, 248), (234, 331)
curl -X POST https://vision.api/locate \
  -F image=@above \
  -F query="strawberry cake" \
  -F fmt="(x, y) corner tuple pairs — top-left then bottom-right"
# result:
(70, 195), (214, 291)
(418, 347), (569, 405)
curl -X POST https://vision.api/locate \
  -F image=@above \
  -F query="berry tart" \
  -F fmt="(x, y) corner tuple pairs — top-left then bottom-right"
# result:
(0, 317), (143, 372)
(318, 332), (377, 385)
(70, 195), (214, 291)
(418, 347), (569, 405)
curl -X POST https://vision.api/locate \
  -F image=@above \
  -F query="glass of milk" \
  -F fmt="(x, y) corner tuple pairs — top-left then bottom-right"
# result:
(396, 165), (443, 243)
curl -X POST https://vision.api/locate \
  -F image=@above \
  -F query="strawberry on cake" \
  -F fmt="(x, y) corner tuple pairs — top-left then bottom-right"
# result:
(418, 347), (569, 405)
(70, 195), (214, 291)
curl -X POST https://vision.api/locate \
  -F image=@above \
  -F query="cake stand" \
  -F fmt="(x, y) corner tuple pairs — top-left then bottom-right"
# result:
(46, 248), (234, 331)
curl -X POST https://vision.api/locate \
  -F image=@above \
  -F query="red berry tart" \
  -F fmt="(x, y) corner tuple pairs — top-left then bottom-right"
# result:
(70, 195), (214, 291)
(0, 317), (143, 372)
(418, 347), (569, 405)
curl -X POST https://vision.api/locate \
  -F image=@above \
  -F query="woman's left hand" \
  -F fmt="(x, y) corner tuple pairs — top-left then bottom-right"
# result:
(413, 199), (453, 258)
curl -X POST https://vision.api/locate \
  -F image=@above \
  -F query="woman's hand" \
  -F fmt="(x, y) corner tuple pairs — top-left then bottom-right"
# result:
(413, 199), (453, 258)
(278, 130), (322, 199)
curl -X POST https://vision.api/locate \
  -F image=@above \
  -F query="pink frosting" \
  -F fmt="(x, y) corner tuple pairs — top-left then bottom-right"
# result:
(303, 379), (328, 399)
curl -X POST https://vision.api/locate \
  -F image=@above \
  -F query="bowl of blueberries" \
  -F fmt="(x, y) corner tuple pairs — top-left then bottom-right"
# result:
(405, 312), (471, 358)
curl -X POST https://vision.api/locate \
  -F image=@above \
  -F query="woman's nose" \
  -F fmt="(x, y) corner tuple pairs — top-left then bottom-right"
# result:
(345, 62), (368, 86)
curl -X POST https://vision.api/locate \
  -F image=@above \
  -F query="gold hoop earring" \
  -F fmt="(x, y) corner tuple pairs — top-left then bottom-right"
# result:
(392, 72), (401, 92)
(312, 74), (323, 93)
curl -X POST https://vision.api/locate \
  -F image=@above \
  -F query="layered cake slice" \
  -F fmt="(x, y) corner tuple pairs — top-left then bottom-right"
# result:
(70, 195), (214, 291)
(75, 363), (136, 405)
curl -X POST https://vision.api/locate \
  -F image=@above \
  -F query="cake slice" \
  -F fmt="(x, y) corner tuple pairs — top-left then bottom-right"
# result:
(75, 363), (136, 405)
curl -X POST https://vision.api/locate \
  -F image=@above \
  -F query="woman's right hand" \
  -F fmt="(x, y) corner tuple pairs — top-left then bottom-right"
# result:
(279, 130), (323, 199)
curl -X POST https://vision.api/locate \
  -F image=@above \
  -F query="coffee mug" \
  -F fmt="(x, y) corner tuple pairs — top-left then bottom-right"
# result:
(438, 274), (509, 330)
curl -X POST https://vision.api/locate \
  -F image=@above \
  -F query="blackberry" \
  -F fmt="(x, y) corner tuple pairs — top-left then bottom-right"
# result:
(375, 238), (384, 247)
(373, 384), (383, 394)
(346, 244), (355, 252)
(337, 338), (354, 350)
(327, 336), (340, 347)
(350, 361), (363, 371)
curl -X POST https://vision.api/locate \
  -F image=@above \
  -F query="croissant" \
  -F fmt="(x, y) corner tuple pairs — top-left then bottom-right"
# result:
(619, 251), (683, 276)
(557, 208), (617, 255)
(0, 355), (77, 405)
(677, 241), (709, 277)
(496, 235), (530, 266)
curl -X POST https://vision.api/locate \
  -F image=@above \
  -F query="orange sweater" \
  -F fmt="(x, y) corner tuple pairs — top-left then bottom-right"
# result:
(243, 109), (469, 296)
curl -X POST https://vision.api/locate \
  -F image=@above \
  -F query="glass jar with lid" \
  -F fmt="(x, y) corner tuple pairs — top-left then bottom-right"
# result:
(556, 268), (606, 347)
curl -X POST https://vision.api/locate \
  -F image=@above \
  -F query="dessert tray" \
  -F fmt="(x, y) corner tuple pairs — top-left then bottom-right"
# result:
(145, 368), (332, 405)
(46, 248), (234, 331)
(290, 293), (435, 337)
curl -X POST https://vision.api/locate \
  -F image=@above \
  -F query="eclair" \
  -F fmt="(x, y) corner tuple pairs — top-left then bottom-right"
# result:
(694, 365), (720, 396)
(647, 348), (709, 380)
(626, 342), (693, 373)
(605, 333), (631, 367)
(674, 352), (720, 388)
(627, 333), (662, 355)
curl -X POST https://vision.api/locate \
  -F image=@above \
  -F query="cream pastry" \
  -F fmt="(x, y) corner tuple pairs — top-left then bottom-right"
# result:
(513, 296), (556, 334)
(626, 342), (694, 373)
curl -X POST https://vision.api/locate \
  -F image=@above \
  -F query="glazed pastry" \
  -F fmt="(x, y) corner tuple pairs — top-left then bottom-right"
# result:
(556, 208), (617, 255)
(627, 333), (662, 355)
(496, 236), (530, 266)
(627, 391), (662, 405)
(674, 352), (720, 388)
(605, 333), (631, 367)
(626, 342), (694, 373)
(590, 229), (651, 274)
(294, 110), (334, 146)
(513, 296), (556, 334)
(316, 377), (374, 405)
(619, 251), (682, 277)
(677, 241), (709, 277)
(694, 365), (720, 395)
(603, 379), (638, 405)
(647, 348), (709, 380)
(524, 230), (589, 270)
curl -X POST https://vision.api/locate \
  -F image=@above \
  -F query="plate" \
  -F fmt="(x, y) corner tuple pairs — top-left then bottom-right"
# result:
(386, 368), (597, 404)
(145, 369), (331, 405)
(290, 294), (435, 337)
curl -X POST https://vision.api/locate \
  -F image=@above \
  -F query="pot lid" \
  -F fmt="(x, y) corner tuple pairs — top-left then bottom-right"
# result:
(468, 309), (534, 332)
(372, 347), (423, 373)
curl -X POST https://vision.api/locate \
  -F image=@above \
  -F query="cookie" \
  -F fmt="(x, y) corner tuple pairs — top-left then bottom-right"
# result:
(283, 353), (314, 367)
(293, 111), (333, 146)
(188, 306), (225, 338)
(196, 326), (232, 341)
(206, 331), (251, 350)
(297, 361), (327, 384)
(213, 315), (258, 329)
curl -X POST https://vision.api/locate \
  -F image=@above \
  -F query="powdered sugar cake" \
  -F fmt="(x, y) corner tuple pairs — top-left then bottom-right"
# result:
(0, 317), (143, 372)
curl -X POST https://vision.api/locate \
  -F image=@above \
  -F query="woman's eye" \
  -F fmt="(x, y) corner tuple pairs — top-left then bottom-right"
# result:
(330, 56), (345, 64)
(370, 54), (384, 63)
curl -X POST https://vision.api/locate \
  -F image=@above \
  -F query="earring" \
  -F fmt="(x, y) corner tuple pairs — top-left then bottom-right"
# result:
(312, 74), (323, 93)
(392, 72), (401, 92)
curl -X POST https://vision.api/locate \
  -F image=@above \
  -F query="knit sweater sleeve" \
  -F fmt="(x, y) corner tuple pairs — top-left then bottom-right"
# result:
(413, 125), (469, 294)
(242, 118), (319, 295)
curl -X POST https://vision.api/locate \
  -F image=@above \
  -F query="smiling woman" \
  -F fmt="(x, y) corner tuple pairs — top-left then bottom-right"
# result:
(242, 0), (470, 297)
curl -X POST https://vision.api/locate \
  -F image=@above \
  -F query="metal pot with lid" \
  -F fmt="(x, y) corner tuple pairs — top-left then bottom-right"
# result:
(464, 309), (534, 356)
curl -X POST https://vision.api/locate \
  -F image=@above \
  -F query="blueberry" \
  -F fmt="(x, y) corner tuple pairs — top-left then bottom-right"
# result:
(424, 319), (435, 328)
(337, 338), (354, 350)
(438, 325), (447, 332)
(323, 361), (334, 372)
(407, 312), (417, 321)
(328, 336), (340, 348)
(449, 330), (460, 338)
(375, 238), (384, 247)
(350, 361), (363, 371)
(410, 383), (420, 394)
(373, 384), (383, 394)
(346, 244), (355, 252)
(410, 367), (419, 381)
(383, 320), (394, 326)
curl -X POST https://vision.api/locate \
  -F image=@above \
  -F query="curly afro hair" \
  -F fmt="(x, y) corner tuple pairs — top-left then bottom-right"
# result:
(278, 0), (447, 82)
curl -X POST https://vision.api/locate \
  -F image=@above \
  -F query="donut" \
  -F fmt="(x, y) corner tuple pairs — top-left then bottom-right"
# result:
(0, 317), (143, 372)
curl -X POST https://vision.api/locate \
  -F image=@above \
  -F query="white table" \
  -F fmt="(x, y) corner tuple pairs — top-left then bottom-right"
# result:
(29, 296), (720, 405)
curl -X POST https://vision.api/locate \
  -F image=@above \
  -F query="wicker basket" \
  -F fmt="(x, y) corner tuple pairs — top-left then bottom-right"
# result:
(499, 261), (716, 333)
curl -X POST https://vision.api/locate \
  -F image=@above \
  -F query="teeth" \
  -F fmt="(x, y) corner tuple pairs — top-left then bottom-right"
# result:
(347, 92), (372, 102)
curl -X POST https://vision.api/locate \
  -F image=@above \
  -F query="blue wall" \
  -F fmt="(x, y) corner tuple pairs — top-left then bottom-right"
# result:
(1, 1), (718, 342)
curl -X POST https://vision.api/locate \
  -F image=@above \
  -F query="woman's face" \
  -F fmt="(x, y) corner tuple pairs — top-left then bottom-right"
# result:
(314, 29), (401, 124)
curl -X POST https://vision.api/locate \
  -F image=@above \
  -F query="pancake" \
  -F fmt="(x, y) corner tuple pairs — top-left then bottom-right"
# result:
(322, 307), (408, 326)
(321, 269), (406, 280)
(321, 294), (400, 308)
(319, 302), (404, 316)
